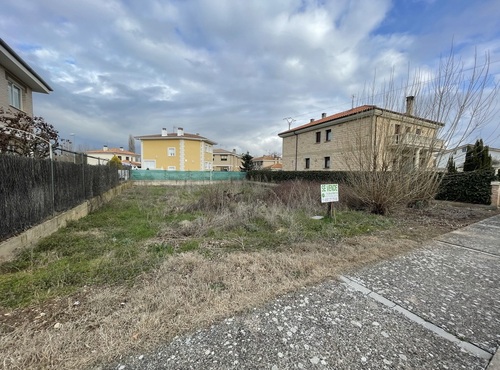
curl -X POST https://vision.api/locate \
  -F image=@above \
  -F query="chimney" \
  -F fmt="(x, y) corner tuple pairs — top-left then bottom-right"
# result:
(177, 127), (184, 136)
(103, 145), (108, 151)
(310, 118), (314, 123)
(232, 149), (236, 153)
(406, 96), (415, 115)
(120, 146), (124, 151)
(321, 113), (326, 118)
(161, 128), (168, 136)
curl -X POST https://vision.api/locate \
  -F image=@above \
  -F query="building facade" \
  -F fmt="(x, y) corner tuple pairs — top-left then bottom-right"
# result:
(252, 155), (282, 170)
(136, 127), (216, 171)
(278, 97), (444, 172)
(436, 144), (500, 173)
(0, 38), (52, 117)
(213, 148), (242, 171)
(86, 146), (141, 167)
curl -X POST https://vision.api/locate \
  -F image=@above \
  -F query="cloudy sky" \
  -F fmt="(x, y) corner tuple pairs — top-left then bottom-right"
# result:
(1, 0), (499, 155)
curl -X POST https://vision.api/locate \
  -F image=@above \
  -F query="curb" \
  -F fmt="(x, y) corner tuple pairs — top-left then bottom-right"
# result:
(487, 348), (500, 370)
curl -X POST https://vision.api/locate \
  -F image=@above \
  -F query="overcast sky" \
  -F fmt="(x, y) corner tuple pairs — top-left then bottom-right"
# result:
(1, 0), (499, 155)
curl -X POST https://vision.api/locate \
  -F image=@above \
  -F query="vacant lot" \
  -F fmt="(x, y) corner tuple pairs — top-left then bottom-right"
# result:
(0, 182), (498, 369)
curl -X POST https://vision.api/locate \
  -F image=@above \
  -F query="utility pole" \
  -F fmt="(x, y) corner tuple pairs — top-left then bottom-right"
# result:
(283, 117), (296, 130)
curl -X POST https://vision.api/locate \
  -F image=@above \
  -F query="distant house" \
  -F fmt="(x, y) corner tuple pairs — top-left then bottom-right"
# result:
(0, 38), (52, 117)
(436, 144), (500, 173)
(135, 127), (216, 171)
(213, 148), (242, 171)
(252, 155), (282, 171)
(278, 97), (444, 171)
(86, 146), (141, 168)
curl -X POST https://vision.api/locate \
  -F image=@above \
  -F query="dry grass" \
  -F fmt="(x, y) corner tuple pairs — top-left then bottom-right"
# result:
(1, 237), (418, 369)
(0, 183), (498, 369)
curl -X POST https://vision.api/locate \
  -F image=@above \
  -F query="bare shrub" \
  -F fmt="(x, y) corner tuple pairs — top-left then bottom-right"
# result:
(267, 180), (323, 213)
(343, 49), (498, 214)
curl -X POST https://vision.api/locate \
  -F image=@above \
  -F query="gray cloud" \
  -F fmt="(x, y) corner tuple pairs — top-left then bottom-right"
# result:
(1, 0), (499, 155)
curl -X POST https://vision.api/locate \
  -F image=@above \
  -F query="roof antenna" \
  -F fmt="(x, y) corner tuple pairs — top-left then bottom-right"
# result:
(283, 117), (296, 130)
(351, 94), (355, 108)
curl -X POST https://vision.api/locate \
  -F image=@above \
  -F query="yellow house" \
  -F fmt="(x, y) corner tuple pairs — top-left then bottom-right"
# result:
(279, 97), (444, 172)
(136, 127), (216, 171)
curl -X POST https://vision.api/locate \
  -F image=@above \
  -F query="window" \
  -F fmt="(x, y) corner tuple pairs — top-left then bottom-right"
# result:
(324, 156), (331, 169)
(8, 81), (22, 110)
(416, 128), (421, 135)
(143, 160), (156, 169)
(305, 158), (310, 169)
(315, 132), (321, 143)
(118, 156), (122, 160)
(221, 155), (228, 161)
(325, 129), (332, 141)
(126, 156), (130, 160)
(168, 147), (176, 156)
(394, 124), (401, 135)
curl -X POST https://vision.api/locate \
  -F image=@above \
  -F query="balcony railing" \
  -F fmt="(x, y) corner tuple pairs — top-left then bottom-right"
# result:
(391, 133), (444, 151)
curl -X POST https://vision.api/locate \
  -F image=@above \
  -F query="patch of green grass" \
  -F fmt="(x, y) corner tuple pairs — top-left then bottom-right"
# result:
(0, 184), (395, 309)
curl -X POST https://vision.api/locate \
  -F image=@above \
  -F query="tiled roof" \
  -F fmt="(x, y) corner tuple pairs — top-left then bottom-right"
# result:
(263, 163), (283, 170)
(213, 148), (238, 155)
(136, 132), (217, 145)
(253, 155), (281, 161)
(279, 105), (375, 135)
(86, 148), (137, 156)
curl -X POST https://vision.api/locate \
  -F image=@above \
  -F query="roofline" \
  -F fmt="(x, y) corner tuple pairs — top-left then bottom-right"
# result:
(135, 134), (217, 146)
(0, 38), (53, 93)
(278, 105), (444, 137)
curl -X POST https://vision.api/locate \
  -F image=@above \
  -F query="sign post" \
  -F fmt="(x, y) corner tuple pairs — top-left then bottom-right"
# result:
(321, 184), (339, 221)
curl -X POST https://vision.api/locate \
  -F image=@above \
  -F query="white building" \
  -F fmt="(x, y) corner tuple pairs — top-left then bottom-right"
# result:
(436, 144), (500, 172)
(86, 146), (141, 167)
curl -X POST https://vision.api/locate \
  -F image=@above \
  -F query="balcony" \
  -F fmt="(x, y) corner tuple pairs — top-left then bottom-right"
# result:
(391, 133), (444, 151)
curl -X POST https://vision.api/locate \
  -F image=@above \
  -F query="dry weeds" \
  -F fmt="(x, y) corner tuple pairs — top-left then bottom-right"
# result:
(0, 189), (497, 369)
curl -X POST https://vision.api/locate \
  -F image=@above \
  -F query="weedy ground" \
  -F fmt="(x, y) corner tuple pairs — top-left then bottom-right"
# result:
(0, 181), (497, 369)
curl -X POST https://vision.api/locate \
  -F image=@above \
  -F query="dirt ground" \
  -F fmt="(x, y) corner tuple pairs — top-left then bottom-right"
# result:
(0, 200), (498, 369)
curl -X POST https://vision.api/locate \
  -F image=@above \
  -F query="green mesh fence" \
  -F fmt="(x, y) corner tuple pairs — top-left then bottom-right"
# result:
(131, 170), (246, 181)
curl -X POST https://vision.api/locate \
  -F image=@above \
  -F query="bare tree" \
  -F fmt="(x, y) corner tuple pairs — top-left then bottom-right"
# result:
(342, 48), (499, 214)
(0, 108), (59, 158)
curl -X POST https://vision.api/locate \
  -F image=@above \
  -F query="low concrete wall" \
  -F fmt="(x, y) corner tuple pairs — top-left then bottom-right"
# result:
(492, 182), (500, 208)
(0, 182), (133, 261)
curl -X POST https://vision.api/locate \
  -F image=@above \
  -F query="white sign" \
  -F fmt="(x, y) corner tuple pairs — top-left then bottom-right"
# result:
(321, 183), (339, 203)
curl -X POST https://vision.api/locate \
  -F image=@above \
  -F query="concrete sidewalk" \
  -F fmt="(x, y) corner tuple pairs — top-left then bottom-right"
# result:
(101, 215), (500, 370)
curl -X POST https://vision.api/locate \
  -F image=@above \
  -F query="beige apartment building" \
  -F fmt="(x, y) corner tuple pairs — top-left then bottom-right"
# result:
(278, 97), (444, 172)
(213, 148), (242, 171)
(0, 38), (52, 116)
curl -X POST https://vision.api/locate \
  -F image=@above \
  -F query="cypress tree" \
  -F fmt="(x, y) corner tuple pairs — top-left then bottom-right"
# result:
(240, 152), (254, 172)
(446, 156), (457, 173)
